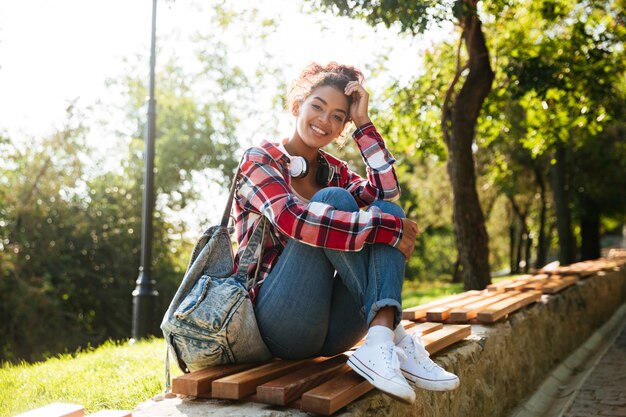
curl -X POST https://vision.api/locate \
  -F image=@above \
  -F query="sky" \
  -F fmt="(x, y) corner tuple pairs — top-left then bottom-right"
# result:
(0, 0), (454, 230)
(0, 0), (452, 141)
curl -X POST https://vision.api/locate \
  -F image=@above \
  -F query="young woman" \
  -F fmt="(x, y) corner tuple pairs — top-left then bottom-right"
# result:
(234, 62), (459, 403)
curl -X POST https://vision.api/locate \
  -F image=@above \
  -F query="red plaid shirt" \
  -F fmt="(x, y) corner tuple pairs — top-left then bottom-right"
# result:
(234, 123), (404, 302)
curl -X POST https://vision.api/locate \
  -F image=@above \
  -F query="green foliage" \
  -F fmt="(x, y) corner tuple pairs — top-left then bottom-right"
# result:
(0, 110), (183, 361)
(310, 0), (456, 34)
(0, 5), (284, 362)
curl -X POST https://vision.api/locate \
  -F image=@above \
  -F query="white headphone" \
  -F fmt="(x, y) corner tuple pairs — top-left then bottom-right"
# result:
(278, 144), (334, 185)
(289, 156), (309, 178)
(279, 144), (309, 178)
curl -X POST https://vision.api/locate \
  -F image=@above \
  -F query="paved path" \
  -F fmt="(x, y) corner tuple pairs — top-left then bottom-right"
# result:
(563, 321), (626, 417)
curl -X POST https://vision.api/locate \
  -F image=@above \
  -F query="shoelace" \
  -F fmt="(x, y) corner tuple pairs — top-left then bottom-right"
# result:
(382, 342), (408, 376)
(407, 334), (439, 372)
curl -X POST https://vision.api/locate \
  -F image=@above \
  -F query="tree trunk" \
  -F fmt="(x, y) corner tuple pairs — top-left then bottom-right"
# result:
(534, 164), (548, 268)
(451, 257), (462, 283)
(509, 222), (517, 274)
(442, 7), (494, 290)
(580, 197), (601, 260)
(550, 143), (576, 265)
(524, 233), (532, 273)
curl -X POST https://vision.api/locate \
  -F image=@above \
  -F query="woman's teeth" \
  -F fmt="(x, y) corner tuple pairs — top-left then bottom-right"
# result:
(311, 125), (327, 135)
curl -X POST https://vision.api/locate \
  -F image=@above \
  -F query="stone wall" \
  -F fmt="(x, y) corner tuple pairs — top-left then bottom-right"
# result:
(134, 268), (626, 417)
(338, 268), (626, 417)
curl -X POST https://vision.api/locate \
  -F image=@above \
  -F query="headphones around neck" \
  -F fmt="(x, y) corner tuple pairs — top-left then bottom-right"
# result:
(288, 153), (334, 187)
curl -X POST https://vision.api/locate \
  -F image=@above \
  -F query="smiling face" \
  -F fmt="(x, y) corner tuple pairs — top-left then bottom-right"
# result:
(292, 85), (350, 151)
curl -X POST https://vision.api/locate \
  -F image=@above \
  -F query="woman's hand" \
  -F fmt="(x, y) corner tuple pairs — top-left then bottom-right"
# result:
(396, 218), (419, 261)
(344, 81), (371, 127)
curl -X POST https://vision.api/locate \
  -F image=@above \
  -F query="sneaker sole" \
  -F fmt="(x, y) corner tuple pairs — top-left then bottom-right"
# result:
(347, 356), (415, 404)
(401, 370), (460, 391)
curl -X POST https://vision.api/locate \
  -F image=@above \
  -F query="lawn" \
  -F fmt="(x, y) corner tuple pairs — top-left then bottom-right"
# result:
(1, 277), (512, 416)
(0, 339), (171, 417)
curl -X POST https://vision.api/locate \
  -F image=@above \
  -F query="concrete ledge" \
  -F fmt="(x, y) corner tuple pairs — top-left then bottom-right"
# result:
(133, 268), (626, 417)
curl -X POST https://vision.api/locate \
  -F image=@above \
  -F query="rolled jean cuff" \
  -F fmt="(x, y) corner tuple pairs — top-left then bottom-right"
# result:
(367, 298), (403, 329)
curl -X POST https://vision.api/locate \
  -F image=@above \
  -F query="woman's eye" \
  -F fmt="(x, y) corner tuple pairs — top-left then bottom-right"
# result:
(334, 115), (344, 122)
(312, 104), (322, 110)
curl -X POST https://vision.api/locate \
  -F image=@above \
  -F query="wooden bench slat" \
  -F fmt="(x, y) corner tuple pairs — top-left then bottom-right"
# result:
(421, 324), (472, 355)
(409, 321), (444, 336)
(402, 290), (482, 320)
(448, 292), (519, 322)
(476, 291), (541, 323)
(518, 274), (550, 291)
(171, 361), (265, 397)
(487, 275), (535, 292)
(211, 357), (320, 399)
(300, 368), (373, 415)
(425, 293), (487, 321)
(300, 324), (471, 415)
(15, 403), (84, 417)
(256, 355), (350, 405)
(541, 275), (579, 294)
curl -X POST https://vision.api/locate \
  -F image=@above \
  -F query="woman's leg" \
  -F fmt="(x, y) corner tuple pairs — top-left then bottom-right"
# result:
(316, 192), (407, 356)
(255, 187), (407, 359)
(253, 187), (364, 359)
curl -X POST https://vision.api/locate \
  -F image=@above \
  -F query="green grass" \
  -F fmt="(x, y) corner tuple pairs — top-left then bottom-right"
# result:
(0, 338), (172, 417)
(1, 276), (519, 416)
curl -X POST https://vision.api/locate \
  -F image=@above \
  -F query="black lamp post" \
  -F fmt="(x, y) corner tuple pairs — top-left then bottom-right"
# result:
(132, 0), (159, 340)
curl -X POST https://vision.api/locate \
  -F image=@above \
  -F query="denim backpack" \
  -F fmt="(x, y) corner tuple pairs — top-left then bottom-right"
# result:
(161, 164), (272, 386)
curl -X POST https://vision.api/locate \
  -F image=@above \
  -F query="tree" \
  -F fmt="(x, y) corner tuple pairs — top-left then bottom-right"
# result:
(0, 7), (284, 361)
(311, 0), (494, 289)
(499, 0), (626, 263)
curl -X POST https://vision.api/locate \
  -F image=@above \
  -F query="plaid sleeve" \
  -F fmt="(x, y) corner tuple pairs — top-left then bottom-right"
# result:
(237, 149), (403, 250)
(344, 122), (401, 205)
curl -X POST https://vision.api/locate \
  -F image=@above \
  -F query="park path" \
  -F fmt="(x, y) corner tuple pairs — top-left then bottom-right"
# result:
(562, 320), (626, 417)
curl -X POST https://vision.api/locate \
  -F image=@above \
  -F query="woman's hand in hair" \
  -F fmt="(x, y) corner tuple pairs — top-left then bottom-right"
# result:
(345, 81), (371, 127)
(396, 218), (419, 261)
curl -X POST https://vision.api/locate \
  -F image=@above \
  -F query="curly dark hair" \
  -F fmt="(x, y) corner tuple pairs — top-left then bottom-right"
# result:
(287, 62), (365, 122)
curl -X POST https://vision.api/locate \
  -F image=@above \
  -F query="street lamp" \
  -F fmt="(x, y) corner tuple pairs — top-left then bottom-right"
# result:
(132, 0), (159, 340)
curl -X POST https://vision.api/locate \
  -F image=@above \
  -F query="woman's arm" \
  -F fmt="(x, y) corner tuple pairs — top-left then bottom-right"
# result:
(237, 148), (404, 251)
(342, 81), (401, 205)
(341, 122), (401, 205)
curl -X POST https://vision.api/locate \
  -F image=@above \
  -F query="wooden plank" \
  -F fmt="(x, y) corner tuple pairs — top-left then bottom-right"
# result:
(421, 325), (472, 355)
(487, 275), (535, 292)
(409, 321), (444, 336)
(486, 279), (517, 292)
(448, 292), (519, 322)
(502, 279), (533, 291)
(211, 358), (320, 399)
(476, 291), (541, 323)
(300, 369), (373, 415)
(402, 290), (482, 320)
(301, 324), (471, 415)
(521, 274), (550, 291)
(171, 361), (264, 397)
(425, 292), (486, 322)
(541, 275), (579, 294)
(256, 355), (350, 405)
(15, 403), (84, 417)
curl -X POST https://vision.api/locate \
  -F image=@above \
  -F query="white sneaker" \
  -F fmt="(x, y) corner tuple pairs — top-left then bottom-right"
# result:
(348, 340), (416, 404)
(396, 332), (460, 391)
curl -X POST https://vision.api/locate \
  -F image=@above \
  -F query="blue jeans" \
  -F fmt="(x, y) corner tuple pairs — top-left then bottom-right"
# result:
(254, 187), (406, 359)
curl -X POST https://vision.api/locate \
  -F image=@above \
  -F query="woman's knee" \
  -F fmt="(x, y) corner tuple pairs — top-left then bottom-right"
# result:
(371, 200), (405, 218)
(311, 187), (359, 212)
